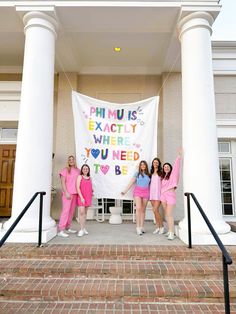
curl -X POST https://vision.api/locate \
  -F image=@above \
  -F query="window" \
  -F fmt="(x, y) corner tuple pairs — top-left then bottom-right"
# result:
(218, 142), (230, 153)
(218, 141), (235, 216)
(219, 158), (234, 215)
(0, 128), (18, 142)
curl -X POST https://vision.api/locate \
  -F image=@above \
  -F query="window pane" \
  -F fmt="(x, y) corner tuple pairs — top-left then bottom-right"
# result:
(221, 172), (231, 180)
(223, 204), (233, 215)
(223, 193), (232, 203)
(122, 200), (133, 214)
(2, 128), (18, 139)
(222, 182), (231, 193)
(220, 159), (230, 170)
(218, 142), (230, 153)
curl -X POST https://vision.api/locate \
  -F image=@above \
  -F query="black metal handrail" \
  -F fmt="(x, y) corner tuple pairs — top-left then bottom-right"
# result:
(0, 191), (46, 248)
(184, 192), (233, 314)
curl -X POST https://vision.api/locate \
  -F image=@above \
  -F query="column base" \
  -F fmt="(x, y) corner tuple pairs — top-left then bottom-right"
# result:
(177, 226), (236, 245)
(0, 226), (57, 244)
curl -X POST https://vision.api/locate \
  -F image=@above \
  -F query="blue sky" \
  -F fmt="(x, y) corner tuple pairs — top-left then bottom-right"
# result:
(212, 0), (236, 40)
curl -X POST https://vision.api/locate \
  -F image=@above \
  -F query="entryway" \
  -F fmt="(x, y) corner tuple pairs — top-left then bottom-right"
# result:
(0, 144), (16, 217)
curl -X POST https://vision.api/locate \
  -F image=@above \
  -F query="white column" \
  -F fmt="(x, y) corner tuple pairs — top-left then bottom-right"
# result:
(3, 11), (58, 240)
(178, 12), (233, 244)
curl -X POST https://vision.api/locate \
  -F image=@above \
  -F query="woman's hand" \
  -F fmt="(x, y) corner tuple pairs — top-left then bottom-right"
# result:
(81, 197), (85, 203)
(65, 192), (71, 200)
(177, 147), (183, 156)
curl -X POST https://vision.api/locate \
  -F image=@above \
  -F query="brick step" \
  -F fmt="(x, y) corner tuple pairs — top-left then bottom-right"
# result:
(1, 244), (236, 261)
(0, 300), (235, 313)
(0, 277), (235, 303)
(0, 259), (236, 280)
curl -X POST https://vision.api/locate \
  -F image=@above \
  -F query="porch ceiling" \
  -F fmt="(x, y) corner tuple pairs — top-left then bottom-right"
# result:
(0, 1), (220, 75)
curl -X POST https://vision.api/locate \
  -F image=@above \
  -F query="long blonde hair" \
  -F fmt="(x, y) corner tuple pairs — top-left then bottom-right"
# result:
(67, 155), (77, 174)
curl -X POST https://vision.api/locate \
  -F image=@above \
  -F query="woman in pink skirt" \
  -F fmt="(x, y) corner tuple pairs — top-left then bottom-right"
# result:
(58, 155), (80, 238)
(121, 160), (150, 235)
(76, 164), (93, 237)
(150, 158), (164, 235)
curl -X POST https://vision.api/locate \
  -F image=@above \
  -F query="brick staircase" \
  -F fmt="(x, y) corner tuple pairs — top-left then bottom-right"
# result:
(0, 244), (236, 313)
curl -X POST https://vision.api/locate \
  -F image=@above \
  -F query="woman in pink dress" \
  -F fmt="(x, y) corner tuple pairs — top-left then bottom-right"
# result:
(76, 164), (93, 237)
(58, 155), (80, 238)
(161, 149), (182, 240)
(150, 158), (164, 235)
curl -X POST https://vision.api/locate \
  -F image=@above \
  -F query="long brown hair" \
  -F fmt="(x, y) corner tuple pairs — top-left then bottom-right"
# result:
(138, 160), (150, 178)
(67, 155), (77, 174)
(150, 157), (162, 176)
(161, 162), (172, 180)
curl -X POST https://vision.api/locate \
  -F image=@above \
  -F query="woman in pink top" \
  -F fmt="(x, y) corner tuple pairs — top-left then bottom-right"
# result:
(58, 155), (80, 238)
(161, 149), (182, 240)
(121, 160), (151, 236)
(76, 164), (93, 237)
(150, 158), (164, 235)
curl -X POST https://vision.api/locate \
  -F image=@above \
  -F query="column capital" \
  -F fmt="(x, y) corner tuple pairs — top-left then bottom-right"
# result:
(16, 8), (58, 37)
(178, 11), (214, 40)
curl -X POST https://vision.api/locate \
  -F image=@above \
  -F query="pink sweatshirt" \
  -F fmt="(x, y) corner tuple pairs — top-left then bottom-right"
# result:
(161, 156), (181, 194)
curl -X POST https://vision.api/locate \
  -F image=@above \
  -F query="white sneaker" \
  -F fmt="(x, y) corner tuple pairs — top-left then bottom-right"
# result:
(83, 228), (88, 235)
(140, 228), (145, 234)
(136, 227), (143, 235)
(153, 228), (160, 234)
(164, 231), (170, 237)
(66, 228), (77, 234)
(78, 229), (85, 237)
(158, 227), (165, 235)
(58, 230), (69, 238)
(167, 232), (175, 240)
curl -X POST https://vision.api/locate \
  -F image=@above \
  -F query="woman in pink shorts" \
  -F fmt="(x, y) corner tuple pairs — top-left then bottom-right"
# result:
(58, 155), (80, 238)
(121, 160), (150, 235)
(76, 164), (93, 237)
(150, 158), (164, 235)
(161, 149), (182, 240)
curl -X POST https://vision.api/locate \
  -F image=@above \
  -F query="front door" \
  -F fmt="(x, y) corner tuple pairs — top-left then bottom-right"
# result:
(0, 145), (16, 217)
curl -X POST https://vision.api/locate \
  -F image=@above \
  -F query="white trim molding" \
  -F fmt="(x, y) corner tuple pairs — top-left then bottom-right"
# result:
(217, 119), (236, 138)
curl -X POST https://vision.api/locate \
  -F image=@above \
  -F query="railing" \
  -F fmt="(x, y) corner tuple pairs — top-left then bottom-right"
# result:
(184, 192), (233, 314)
(0, 192), (46, 248)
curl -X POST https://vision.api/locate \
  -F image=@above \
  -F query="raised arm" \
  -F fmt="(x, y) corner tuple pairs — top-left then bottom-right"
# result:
(170, 149), (182, 187)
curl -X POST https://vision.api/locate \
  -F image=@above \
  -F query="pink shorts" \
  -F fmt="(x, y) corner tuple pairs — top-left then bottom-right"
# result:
(133, 186), (150, 199)
(161, 190), (176, 205)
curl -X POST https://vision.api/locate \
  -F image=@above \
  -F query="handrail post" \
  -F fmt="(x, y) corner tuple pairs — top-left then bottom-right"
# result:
(223, 254), (230, 314)
(0, 192), (38, 247)
(0, 191), (46, 248)
(186, 192), (232, 314)
(37, 192), (45, 247)
(185, 193), (192, 249)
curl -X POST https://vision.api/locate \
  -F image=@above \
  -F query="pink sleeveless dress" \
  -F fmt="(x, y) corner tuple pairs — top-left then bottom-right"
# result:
(77, 176), (93, 207)
(149, 174), (161, 201)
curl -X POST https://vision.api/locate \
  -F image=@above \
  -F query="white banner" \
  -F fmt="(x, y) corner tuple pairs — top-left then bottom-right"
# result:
(72, 91), (159, 200)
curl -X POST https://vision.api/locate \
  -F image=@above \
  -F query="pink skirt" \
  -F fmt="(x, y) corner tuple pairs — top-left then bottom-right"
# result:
(133, 186), (150, 199)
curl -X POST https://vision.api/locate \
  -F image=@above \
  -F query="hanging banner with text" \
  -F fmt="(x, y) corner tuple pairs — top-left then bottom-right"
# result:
(72, 91), (159, 200)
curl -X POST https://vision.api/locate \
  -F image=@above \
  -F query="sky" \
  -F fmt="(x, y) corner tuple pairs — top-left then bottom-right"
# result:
(212, 0), (236, 40)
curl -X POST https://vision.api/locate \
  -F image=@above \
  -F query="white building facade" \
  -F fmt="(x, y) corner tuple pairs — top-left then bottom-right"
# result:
(0, 0), (235, 244)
